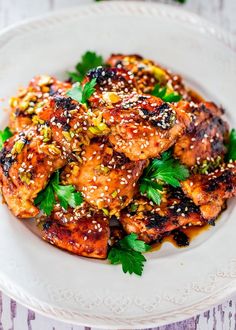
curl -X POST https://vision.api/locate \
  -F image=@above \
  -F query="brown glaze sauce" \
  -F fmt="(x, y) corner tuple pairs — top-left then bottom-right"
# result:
(151, 224), (211, 251)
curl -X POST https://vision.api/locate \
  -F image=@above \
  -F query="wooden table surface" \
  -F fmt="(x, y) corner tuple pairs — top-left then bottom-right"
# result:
(0, 0), (235, 329)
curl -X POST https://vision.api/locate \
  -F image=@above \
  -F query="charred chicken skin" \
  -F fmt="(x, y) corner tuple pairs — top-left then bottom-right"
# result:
(39, 95), (90, 154)
(0, 127), (66, 218)
(9, 75), (71, 133)
(86, 67), (138, 108)
(0, 52), (235, 263)
(41, 203), (110, 259)
(106, 54), (187, 97)
(181, 162), (236, 221)
(120, 188), (205, 243)
(0, 94), (89, 218)
(174, 102), (229, 168)
(100, 94), (192, 161)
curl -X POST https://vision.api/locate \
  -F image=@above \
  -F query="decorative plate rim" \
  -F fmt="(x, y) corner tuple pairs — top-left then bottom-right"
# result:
(0, 2), (235, 328)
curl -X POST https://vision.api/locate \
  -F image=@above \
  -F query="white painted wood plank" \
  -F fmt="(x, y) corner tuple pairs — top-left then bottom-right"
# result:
(52, 0), (94, 10)
(1, 295), (12, 330)
(0, 0), (51, 29)
(222, 0), (236, 34)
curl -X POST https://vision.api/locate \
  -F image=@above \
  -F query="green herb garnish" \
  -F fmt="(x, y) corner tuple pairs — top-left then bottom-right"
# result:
(139, 151), (189, 204)
(35, 171), (83, 216)
(68, 51), (104, 82)
(67, 78), (97, 106)
(0, 127), (13, 150)
(108, 233), (151, 276)
(140, 179), (163, 205)
(227, 129), (236, 161)
(151, 84), (182, 103)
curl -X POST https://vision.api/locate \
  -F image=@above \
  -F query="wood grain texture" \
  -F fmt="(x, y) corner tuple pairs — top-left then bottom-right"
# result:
(0, 0), (235, 329)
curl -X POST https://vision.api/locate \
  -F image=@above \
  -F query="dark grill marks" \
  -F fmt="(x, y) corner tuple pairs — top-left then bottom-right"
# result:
(110, 152), (129, 168)
(206, 170), (234, 193)
(0, 133), (28, 177)
(96, 138), (131, 168)
(119, 186), (205, 244)
(14, 109), (24, 117)
(54, 96), (76, 111)
(146, 214), (168, 229)
(140, 103), (176, 130)
(53, 117), (71, 131)
(87, 67), (137, 96)
(43, 220), (53, 230)
(87, 67), (116, 85)
(0, 147), (15, 177)
(174, 101), (229, 168)
(170, 189), (200, 215)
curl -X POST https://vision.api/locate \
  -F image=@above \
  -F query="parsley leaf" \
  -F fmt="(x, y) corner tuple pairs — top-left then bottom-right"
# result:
(67, 83), (82, 103)
(139, 151), (189, 204)
(175, 0), (187, 3)
(119, 233), (151, 253)
(35, 185), (55, 216)
(109, 248), (146, 276)
(35, 171), (83, 216)
(151, 84), (182, 103)
(0, 127), (13, 149)
(67, 72), (81, 83)
(67, 78), (97, 105)
(227, 129), (236, 161)
(108, 233), (150, 276)
(81, 78), (97, 103)
(68, 51), (104, 82)
(140, 179), (163, 205)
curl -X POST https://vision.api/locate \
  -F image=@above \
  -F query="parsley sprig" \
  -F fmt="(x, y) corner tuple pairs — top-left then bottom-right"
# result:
(35, 171), (83, 216)
(108, 233), (151, 276)
(67, 78), (97, 106)
(226, 129), (236, 161)
(0, 127), (13, 149)
(151, 84), (182, 103)
(68, 51), (104, 82)
(139, 151), (189, 204)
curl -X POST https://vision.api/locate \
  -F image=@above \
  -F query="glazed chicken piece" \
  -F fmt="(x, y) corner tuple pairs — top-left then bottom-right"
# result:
(174, 102), (229, 168)
(61, 139), (147, 215)
(98, 94), (192, 161)
(41, 203), (110, 259)
(107, 54), (187, 96)
(120, 188), (205, 243)
(1, 85), (109, 219)
(181, 162), (236, 221)
(0, 93), (92, 219)
(39, 95), (90, 154)
(9, 75), (71, 133)
(85, 66), (138, 109)
(0, 127), (67, 218)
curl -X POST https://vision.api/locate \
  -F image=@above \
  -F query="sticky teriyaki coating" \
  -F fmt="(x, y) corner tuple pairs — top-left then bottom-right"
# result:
(0, 52), (235, 260)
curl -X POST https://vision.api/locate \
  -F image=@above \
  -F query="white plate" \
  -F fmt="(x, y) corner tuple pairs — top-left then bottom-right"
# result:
(0, 2), (235, 328)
